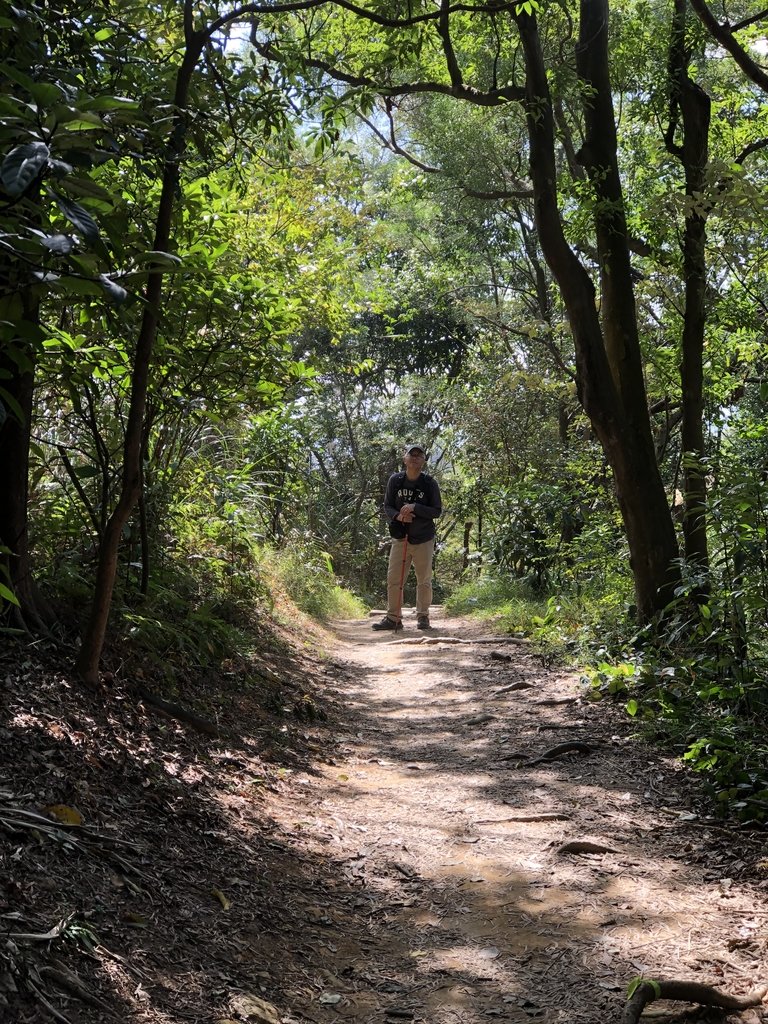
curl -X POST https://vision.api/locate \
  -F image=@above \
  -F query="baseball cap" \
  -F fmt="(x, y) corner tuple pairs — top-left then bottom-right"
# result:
(404, 443), (427, 455)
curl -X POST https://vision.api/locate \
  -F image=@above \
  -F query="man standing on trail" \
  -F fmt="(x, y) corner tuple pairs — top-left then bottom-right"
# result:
(372, 443), (442, 632)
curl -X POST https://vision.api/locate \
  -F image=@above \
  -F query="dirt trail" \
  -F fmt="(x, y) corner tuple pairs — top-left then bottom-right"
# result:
(269, 606), (768, 1024)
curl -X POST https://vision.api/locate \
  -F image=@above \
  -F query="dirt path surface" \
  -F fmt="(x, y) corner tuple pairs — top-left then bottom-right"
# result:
(267, 607), (768, 1024)
(3, 608), (768, 1024)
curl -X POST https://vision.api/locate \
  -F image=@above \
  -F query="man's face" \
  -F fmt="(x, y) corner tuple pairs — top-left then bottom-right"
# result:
(404, 449), (426, 471)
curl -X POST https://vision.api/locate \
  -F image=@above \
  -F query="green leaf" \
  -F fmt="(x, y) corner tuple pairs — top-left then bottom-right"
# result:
(81, 95), (139, 112)
(98, 274), (128, 304)
(57, 119), (105, 133)
(626, 698), (638, 717)
(0, 582), (19, 607)
(29, 82), (63, 106)
(626, 977), (643, 999)
(47, 158), (74, 178)
(41, 234), (75, 255)
(55, 276), (104, 297)
(53, 107), (105, 128)
(1, 141), (50, 197)
(0, 62), (37, 93)
(53, 194), (101, 245)
(0, 386), (24, 423)
(133, 250), (183, 267)
(61, 175), (114, 201)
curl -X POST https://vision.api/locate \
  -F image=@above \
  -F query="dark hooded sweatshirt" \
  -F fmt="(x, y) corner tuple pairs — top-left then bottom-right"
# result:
(383, 471), (442, 544)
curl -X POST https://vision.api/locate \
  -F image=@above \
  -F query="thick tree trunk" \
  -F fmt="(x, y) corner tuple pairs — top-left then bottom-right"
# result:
(76, 32), (206, 685)
(516, 5), (681, 619)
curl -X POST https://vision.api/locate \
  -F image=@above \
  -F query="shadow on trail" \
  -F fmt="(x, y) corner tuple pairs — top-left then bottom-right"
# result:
(311, 613), (753, 1024)
(0, 618), (757, 1024)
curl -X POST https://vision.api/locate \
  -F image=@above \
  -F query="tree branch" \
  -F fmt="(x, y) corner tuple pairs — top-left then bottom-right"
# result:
(364, 107), (534, 198)
(210, 0), (521, 35)
(437, 0), (464, 87)
(363, 109), (441, 173)
(253, 34), (524, 105)
(688, 0), (768, 91)
(730, 7), (768, 32)
(736, 137), (768, 163)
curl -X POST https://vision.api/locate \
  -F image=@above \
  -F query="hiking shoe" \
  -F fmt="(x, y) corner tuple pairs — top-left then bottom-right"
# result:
(372, 616), (402, 631)
(417, 616), (431, 630)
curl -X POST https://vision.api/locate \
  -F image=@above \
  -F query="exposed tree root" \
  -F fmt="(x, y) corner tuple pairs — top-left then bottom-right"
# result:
(494, 680), (535, 694)
(465, 713), (497, 726)
(521, 741), (597, 767)
(623, 980), (767, 1024)
(134, 688), (225, 737)
(390, 636), (530, 646)
(41, 961), (114, 1014)
(477, 813), (570, 824)
(557, 840), (617, 855)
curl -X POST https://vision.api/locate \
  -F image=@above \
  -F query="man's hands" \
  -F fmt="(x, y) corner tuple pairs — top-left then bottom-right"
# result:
(397, 503), (416, 523)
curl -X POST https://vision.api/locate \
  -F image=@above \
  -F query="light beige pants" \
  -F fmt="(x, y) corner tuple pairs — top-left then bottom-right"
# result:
(386, 538), (435, 621)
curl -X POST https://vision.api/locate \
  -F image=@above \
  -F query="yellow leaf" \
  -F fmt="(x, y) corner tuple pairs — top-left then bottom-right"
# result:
(45, 804), (83, 825)
(123, 912), (149, 928)
(212, 888), (231, 910)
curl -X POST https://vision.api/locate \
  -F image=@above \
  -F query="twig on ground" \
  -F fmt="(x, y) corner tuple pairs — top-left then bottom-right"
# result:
(42, 961), (114, 1014)
(10, 912), (77, 943)
(26, 976), (73, 1024)
(0, 808), (152, 883)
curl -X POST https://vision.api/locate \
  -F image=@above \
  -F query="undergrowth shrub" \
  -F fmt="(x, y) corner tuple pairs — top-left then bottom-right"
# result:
(446, 569), (633, 662)
(583, 569), (768, 822)
(266, 531), (367, 622)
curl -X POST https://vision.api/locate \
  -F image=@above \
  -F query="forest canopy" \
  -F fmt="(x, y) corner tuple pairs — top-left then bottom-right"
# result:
(2, 0), (768, 812)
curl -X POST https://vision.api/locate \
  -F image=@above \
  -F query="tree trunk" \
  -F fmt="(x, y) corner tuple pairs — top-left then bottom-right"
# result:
(668, 0), (711, 574)
(0, 296), (52, 632)
(516, 4), (681, 619)
(76, 29), (206, 685)
(462, 520), (472, 571)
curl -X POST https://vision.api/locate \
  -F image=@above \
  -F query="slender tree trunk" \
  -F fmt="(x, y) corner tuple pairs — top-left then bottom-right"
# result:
(76, 28), (206, 685)
(462, 520), (472, 571)
(668, 0), (711, 573)
(0, 296), (52, 631)
(516, 4), (681, 619)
